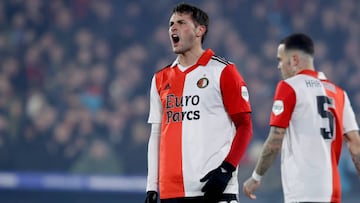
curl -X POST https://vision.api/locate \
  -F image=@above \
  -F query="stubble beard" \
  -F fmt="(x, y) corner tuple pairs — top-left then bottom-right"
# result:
(173, 45), (191, 55)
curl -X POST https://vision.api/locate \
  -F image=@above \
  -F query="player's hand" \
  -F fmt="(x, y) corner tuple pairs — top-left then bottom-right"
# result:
(242, 177), (261, 200)
(144, 191), (158, 203)
(200, 161), (235, 203)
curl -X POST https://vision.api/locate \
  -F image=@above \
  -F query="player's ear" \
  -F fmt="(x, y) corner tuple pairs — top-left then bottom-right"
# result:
(290, 53), (300, 67)
(196, 25), (206, 37)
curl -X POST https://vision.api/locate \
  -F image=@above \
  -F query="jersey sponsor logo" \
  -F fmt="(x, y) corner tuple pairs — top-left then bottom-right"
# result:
(272, 100), (284, 116)
(165, 94), (200, 123)
(241, 86), (249, 102)
(197, 77), (209, 88)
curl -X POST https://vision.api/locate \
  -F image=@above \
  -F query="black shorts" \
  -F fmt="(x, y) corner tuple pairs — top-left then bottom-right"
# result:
(160, 194), (237, 203)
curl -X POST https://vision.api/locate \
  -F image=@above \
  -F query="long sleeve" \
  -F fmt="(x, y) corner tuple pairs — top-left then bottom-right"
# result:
(224, 112), (253, 167)
(146, 123), (161, 191)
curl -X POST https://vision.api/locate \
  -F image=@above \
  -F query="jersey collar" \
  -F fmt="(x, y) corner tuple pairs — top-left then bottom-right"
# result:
(297, 69), (327, 80)
(170, 49), (214, 68)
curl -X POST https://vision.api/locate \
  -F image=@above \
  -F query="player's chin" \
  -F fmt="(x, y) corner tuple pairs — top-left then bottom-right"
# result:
(173, 47), (182, 54)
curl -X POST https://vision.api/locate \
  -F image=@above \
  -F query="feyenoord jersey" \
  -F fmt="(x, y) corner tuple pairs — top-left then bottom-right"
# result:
(270, 70), (359, 203)
(148, 49), (251, 199)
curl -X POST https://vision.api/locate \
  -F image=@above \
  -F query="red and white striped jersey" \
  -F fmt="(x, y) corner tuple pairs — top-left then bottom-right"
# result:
(147, 49), (251, 199)
(269, 69), (359, 203)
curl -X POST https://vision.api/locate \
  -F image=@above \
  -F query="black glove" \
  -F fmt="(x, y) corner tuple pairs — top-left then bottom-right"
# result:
(200, 161), (235, 203)
(144, 191), (158, 203)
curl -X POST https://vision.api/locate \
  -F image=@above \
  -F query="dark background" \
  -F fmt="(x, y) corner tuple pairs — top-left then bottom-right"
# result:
(0, 0), (359, 202)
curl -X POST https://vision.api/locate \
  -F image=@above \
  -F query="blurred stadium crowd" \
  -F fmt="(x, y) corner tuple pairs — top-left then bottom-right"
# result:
(0, 0), (359, 197)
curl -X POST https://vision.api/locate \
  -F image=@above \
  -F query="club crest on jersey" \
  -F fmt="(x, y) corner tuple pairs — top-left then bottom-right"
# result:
(272, 100), (284, 116)
(197, 77), (209, 88)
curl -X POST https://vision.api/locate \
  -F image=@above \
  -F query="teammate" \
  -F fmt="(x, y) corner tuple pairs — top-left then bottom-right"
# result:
(144, 3), (253, 203)
(242, 33), (360, 203)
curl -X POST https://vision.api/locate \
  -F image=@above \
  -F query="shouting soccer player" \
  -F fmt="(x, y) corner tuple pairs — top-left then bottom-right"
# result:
(145, 3), (253, 203)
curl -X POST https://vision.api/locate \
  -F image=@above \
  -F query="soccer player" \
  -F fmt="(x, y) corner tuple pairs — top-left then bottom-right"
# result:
(144, 3), (253, 203)
(242, 33), (360, 203)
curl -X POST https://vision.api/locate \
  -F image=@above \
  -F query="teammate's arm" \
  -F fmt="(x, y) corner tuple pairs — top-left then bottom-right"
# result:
(243, 126), (285, 199)
(344, 130), (360, 177)
(341, 91), (360, 177)
(254, 126), (285, 175)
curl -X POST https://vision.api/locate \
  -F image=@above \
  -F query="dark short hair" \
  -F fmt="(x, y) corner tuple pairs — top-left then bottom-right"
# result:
(280, 33), (314, 56)
(172, 3), (209, 43)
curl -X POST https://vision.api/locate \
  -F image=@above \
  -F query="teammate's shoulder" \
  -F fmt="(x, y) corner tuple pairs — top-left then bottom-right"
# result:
(210, 54), (232, 66)
(321, 79), (344, 93)
(276, 79), (293, 89)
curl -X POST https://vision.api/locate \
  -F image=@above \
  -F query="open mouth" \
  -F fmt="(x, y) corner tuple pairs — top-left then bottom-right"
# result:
(172, 34), (180, 43)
